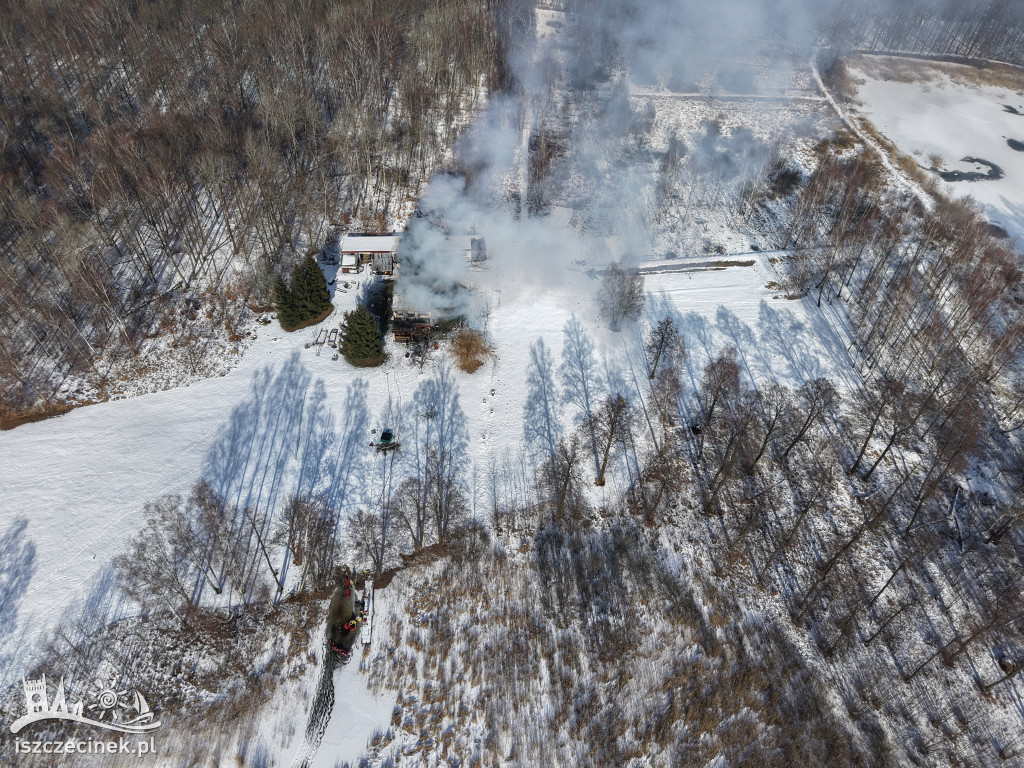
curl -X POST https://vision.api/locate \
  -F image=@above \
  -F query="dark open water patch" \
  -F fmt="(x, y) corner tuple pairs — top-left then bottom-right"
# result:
(936, 157), (1005, 182)
(1008, 138), (1024, 152)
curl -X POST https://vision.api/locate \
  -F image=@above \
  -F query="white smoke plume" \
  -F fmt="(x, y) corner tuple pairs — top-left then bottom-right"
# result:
(392, 0), (846, 320)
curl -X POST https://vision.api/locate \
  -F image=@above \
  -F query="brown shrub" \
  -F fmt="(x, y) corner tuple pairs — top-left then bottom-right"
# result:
(822, 57), (859, 103)
(0, 402), (77, 431)
(450, 327), (494, 374)
(812, 129), (858, 159)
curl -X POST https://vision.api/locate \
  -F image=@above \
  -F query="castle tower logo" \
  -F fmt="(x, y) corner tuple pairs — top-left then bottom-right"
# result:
(10, 675), (161, 735)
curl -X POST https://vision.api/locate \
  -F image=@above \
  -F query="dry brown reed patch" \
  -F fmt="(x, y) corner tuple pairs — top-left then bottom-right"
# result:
(450, 327), (495, 373)
(851, 54), (1024, 94)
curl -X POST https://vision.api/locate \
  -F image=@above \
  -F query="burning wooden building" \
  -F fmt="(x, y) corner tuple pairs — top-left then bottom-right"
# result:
(391, 293), (431, 343)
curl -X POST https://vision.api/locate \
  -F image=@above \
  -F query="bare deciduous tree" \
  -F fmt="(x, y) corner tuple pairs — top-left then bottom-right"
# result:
(348, 507), (403, 576)
(645, 315), (684, 380)
(590, 394), (634, 486)
(537, 433), (589, 523)
(779, 378), (838, 462)
(392, 476), (430, 553)
(274, 494), (339, 592)
(597, 262), (645, 332)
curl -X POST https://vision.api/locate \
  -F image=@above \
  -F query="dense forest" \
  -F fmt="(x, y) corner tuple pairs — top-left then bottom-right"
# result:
(0, 0), (521, 417)
(832, 0), (1024, 64)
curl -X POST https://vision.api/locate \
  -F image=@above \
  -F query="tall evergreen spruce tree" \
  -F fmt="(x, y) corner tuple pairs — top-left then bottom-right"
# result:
(341, 304), (385, 366)
(275, 254), (332, 330)
(274, 274), (297, 329)
(292, 254), (332, 322)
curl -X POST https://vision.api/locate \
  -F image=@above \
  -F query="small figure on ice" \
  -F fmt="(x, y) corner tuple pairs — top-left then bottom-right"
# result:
(326, 567), (367, 663)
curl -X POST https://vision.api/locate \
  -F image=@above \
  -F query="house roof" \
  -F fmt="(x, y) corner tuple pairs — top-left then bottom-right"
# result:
(340, 234), (399, 253)
(340, 253), (358, 266)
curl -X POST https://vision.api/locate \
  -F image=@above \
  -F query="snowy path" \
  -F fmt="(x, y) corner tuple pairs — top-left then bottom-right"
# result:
(278, 588), (395, 768)
(810, 53), (933, 209)
(304, 659), (393, 768)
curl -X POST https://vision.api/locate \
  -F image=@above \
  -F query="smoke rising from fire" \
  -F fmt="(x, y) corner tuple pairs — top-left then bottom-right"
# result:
(392, 0), (845, 320)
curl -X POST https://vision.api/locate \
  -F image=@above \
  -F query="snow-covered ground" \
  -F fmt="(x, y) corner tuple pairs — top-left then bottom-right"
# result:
(302, 591), (398, 768)
(0, 244), (857, 763)
(266, 586), (398, 768)
(848, 54), (1024, 240)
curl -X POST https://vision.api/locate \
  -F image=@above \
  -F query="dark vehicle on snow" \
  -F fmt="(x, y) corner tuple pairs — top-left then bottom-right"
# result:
(326, 570), (365, 662)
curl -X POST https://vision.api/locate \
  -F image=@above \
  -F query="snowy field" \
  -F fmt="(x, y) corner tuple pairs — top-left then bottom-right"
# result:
(0, 248), (856, 764)
(848, 54), (1024, 240)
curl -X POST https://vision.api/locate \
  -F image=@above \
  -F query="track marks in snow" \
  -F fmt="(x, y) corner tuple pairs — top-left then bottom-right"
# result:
(290, 649), (339, 768)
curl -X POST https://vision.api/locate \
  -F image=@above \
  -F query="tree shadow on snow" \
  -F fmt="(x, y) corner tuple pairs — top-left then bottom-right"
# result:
(523, 339), (562, 460)
(319, 378), (372, 514)
(560, 315), (605, 474)
(0, 517), (36, 687)
(401, 366), (470, 492)
(715, 305), (760, 386)
(645, 291), (700, 430)
(0, 561), (127, 714)
(202, 354), (382, 593)
(294, 379), (333, 501)
(204, 351), (311, 515)
(756, 300), (827, 385)
(39, 564), (128, 690)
